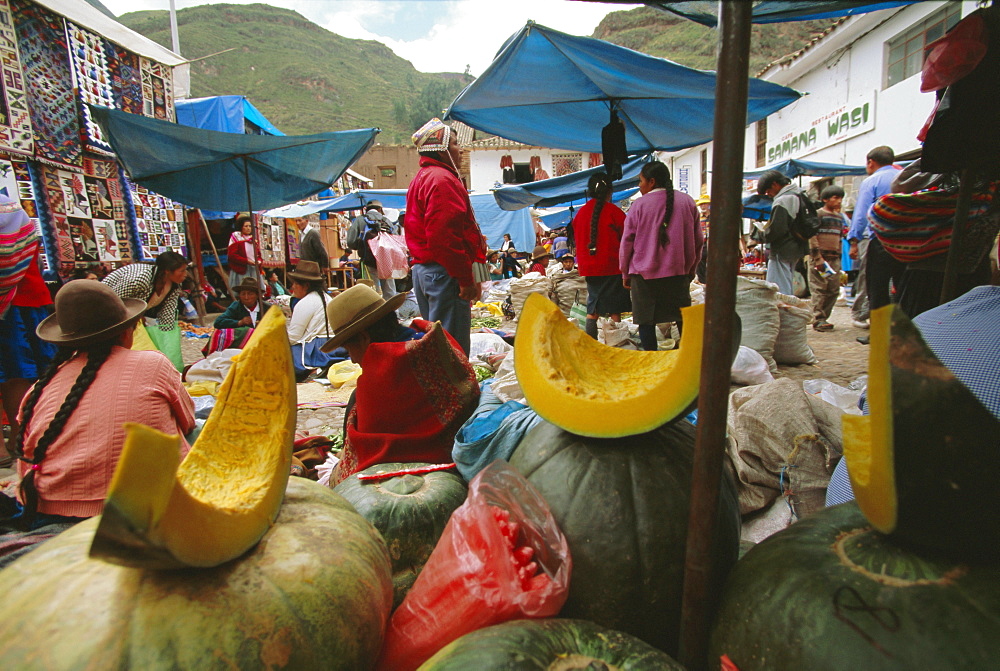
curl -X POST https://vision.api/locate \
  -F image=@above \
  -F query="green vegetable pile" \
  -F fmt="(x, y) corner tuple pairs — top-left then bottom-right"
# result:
(471, 316), (502, 330)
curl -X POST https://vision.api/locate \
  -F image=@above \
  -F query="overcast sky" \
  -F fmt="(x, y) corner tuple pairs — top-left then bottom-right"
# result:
(99, 0), (636, 76)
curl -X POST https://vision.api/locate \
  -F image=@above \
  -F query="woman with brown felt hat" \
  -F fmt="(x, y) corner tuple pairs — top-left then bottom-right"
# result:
(2, 281), (194, 537)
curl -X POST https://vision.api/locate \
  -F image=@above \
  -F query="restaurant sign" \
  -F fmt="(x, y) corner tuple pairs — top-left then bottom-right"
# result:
(766, 92), (876, 164)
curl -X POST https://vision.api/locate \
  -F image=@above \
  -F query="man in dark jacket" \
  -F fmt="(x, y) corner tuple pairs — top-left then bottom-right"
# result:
(213, 278), (263, 329)
(758, 170), (809, 295)
(296, 216), (329, 272)
(347, 200), (396, 298)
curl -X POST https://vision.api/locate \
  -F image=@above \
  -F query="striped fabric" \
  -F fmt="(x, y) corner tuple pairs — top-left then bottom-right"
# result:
(869, 183), (996, 263)
(0, 198), (36, 318)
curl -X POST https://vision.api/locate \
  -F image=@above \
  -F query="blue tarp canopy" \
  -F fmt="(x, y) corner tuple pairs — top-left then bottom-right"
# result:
(264, 190), (535, 253)
(743, 158), (868, 180)
(628, 1), (919, 26)
(493, 154), (651, 210)
(445, 22), (801, 154)
(91, 106), (378, 212)
(175, 96), (284, 136)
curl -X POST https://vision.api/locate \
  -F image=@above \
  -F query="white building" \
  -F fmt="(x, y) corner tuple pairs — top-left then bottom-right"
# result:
(465, 134), (596, 193)
(665, 1), (972, 202)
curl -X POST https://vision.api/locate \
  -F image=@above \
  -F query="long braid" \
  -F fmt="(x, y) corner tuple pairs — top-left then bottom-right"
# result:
(16, 341), (114, 529)
(659, 174), (675, 247)
(589, 174), (611, 256)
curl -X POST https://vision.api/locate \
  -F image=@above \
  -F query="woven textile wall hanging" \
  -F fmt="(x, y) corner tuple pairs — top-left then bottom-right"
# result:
(0, 0), (33, 155)
(66, 21), (116, 155)
(11, 0), (82, 167)
(123, 174), (187, 259)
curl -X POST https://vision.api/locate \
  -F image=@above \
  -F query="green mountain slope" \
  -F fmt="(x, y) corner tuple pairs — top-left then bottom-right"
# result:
(593, 6), (834, 74)
(118, 3), (471, 142)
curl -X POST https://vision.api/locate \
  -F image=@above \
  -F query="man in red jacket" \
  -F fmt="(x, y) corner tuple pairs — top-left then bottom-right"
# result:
(405, 117), (485, 355)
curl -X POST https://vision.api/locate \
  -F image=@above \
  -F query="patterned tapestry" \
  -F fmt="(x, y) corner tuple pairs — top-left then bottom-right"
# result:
(66, 21), (115, 155)
(38, 160), (131, 266)
(11, 0), (81, 167)
(0, 151), (47, 270)
(0, 0), (32, 155)
(257, 217), (286, 268)
(124, 175), (187, 259)
(108, 43), (142, 116)
(140, 57), (174, 121)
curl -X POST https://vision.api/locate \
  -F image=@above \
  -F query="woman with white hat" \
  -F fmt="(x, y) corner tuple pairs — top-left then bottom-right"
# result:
(5, 281), (194, 531)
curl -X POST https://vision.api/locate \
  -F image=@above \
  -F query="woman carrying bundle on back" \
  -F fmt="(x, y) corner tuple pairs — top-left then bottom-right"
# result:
(619, 161), (703, 351)
(571, 172), (632, 339)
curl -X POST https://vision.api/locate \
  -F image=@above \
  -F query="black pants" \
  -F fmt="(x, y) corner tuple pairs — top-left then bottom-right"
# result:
(865, 237), (906, 311)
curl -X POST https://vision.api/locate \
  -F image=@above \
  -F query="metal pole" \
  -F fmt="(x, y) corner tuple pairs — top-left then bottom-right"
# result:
(168, 0), (181, 55)
(679, 3), (752, 670)
(939, 168), (974, 304)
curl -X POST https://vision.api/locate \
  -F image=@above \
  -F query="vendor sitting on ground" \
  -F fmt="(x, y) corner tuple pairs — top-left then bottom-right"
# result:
(2, 281), (194, 537)
(320, 284), (479, 485)
(528, 245), (553, 275)
(202, 277), (264, 355)
(555, 249), (576, 273)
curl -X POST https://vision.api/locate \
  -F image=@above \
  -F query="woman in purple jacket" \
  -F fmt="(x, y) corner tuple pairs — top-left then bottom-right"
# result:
(620, 161), (703, 351)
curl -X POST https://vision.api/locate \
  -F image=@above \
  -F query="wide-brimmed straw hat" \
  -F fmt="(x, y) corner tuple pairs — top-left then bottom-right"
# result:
(234, 277), (261, 295)
(696, 194), (711, 205)
(288, 260), (323, 282)
(531, 245), (553, 261)
(319, 284), (407, 352)
(36, 280), (146, 347)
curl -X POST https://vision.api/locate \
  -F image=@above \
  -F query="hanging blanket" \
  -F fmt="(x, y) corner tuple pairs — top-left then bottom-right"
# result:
(12, 0), (82, 167)
(123, 175), (187, 259)
(0, 0), (34, 155)
(108, 43), (144, 115)
(333, 321), (480, 485)
(66, 21), (116, 155)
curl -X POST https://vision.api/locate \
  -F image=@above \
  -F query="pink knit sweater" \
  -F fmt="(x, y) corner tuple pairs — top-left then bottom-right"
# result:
(17, 347), (195, 518)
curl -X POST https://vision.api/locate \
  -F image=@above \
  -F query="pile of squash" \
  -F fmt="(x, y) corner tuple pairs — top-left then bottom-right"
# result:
(709, 305), (1000, 669)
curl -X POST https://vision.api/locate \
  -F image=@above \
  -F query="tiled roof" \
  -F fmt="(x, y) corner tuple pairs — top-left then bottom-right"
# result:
(448, 120), (543, 150)
(755, 17), (847, 78)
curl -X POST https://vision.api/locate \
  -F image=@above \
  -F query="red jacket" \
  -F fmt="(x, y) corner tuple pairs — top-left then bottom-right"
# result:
(405, 156), (485, 287)
(573, 199), (626, 277)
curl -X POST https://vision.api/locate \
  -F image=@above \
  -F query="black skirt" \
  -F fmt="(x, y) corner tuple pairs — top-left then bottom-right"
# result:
(585, 274), (632, 316)
(629, 274), (691, 325)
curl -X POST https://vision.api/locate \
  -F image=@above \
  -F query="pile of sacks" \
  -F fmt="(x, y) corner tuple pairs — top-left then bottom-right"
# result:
(734, 276), (816, 373)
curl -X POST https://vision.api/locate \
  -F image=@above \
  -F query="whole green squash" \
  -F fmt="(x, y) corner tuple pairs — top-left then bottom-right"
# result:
(334, 462), (467, 608)
(0, 479), (393, 670)
(509, 419), (740, 655)
(418, 618), (686, 670)
(710, 502), (1000, 669)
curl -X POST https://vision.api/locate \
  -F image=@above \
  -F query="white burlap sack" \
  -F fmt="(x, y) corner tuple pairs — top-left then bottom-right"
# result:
(734, 276), (780, 373)
(731, 345), (774, 386)
(493, 349), (526, 404)
(774, 293), (818, 365)
(508, 272), (552, 322)
(550, 270), (588, 317)
(725, 378), (844, 519)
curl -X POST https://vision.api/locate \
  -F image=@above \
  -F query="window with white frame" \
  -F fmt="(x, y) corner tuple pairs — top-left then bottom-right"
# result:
(884, 4), (961, 89)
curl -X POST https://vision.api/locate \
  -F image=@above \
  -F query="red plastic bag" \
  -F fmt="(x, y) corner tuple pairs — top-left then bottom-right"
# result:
(367, 232), (409, 279)
(921, 12), (988, 93)
(376, 460), (571, 671)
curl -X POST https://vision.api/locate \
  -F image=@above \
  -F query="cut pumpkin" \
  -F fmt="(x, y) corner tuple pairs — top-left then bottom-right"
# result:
(515, 293), (704, 438)
(91, 305), (296, 568)
(842, 304), (1000, 559)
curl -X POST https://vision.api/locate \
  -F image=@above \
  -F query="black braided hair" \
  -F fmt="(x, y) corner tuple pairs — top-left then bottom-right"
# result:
(642, 161), (675, 246)
(587, 173), (612, 256)
(14, 341), (115, 529)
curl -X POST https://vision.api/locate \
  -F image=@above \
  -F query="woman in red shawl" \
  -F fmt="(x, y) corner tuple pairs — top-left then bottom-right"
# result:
(319, 284), (479, 485)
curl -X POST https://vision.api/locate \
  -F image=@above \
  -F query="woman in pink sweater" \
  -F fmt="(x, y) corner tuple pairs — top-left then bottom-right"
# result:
(8, 281), (194, 530)
(619, 161), (703, 351)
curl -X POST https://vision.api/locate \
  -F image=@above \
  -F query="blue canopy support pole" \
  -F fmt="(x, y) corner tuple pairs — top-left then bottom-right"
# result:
(679, 3), (752, 669)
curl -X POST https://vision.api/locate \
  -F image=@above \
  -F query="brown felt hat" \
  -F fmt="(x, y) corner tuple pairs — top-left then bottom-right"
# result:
(36, 280), (146, 347)
(531, 245), (552, 261)
(234, 277), (261, 295)
(288, 260), (323, 282)
(319, 284), (407, 352)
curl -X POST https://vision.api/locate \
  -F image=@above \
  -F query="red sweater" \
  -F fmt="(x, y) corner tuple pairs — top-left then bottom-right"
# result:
(573, 199), (626, 277)
(405, 156), (485, 287)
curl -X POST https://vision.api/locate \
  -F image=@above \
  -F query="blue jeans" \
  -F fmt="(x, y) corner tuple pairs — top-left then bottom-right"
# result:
(412, 262), (471, 355)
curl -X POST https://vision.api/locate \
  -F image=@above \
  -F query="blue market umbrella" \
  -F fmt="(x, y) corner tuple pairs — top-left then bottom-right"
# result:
(445, 22), (801, 155)
(90, 105), (379, 212)
(493, 154), (651, 210)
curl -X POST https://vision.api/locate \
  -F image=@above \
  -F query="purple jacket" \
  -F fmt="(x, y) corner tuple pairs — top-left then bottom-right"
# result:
(620, 189), (703, 280)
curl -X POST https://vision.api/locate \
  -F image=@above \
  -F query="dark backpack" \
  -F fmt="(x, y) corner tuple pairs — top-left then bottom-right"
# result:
(791, 193), (822, 242)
